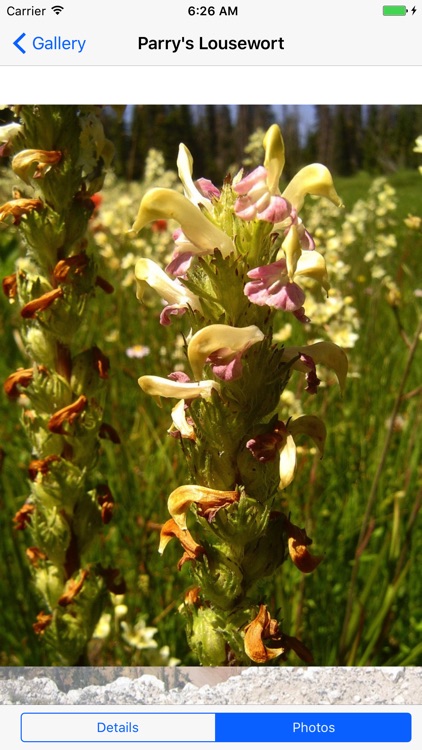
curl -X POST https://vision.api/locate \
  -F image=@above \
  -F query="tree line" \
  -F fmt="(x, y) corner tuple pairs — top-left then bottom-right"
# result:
(2, 105), (421, 182)
(103, 104), (422, 183)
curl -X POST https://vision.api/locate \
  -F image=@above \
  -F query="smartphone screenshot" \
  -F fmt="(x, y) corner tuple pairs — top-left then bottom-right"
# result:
(0, 1), (421, 748)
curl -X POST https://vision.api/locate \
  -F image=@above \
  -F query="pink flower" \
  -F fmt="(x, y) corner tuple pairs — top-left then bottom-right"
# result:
(244, 227), (329, 322)
(206, 348), (245, 382)
(165, 229), (195, 277)
(135, 257), (201, 327)
(234, 167), (316, 249)
(234, 167), (291, 224)
(159, 304), (188, 326)
(195, 178), (221, 200)
(168, 371), (191, 383)
(165, 251), (193, 278)
(187, 324), (265, 382)
(298, 353), (321, 394)
(244, 260), (306, 314)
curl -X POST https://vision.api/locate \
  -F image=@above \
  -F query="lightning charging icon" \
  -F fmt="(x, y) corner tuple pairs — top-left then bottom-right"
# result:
(412, 5), (417, 13)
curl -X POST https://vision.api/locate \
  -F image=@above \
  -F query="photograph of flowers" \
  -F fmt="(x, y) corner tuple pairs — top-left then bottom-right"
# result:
(0, 105), (421, 668)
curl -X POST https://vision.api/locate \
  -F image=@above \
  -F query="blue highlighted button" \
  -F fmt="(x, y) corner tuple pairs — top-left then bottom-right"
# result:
(215, 712), (412, 743)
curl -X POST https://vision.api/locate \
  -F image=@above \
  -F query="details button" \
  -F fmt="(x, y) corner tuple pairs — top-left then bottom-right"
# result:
(21, 712), (215, 743)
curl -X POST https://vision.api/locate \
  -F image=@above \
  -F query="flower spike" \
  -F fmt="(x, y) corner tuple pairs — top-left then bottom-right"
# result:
(129, 121), (346, 666)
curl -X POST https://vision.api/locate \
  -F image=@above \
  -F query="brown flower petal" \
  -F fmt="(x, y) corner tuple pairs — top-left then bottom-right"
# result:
(58, 569), (89, 606)
(21, 287), (63, 319)
(246, 420), (287, 463)
(244, 604), (285, 663)
(28, 454), (61, 480)
(2, 273), (17, 299)
(184, 586), (201, 607)
(53, 253), (89, 282)
(14, 503), (35, 530)
(97, 484), (115, 524)
(26, 547), (47, 567)
(4, 367), (35, 399)
(0, 198), (43, 224)
(4, 365), (49, 399)
(159, 518), (205, 570)
(197, 495), (240, 523)
(286, 519), (323, 573)
(168, 484), (240, 530)
(100, 502), (114, 524)
(48, 395), (88, 434)
(33, 611), (53, 634)
(92, 346), (110, 379)
(12, 149), (62, 184)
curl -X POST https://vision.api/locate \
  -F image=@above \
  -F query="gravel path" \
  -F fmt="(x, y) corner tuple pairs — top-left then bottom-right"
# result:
(1, 667), (421, 705)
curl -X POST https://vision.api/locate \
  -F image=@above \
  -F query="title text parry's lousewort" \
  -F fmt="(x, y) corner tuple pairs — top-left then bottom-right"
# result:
(138, 36), (285, 53)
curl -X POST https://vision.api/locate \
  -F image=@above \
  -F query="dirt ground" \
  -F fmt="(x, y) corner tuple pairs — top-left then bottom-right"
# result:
(1, 667), (421, 704)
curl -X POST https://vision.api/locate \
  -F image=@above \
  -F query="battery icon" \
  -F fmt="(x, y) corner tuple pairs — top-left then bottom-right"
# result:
(383, 5), (407, 14)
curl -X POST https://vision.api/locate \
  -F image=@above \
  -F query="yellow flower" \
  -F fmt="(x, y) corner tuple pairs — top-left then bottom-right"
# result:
(282, 224), (329, 290)
(12, 149), (62, 184)
(129, 188), (234, 257)
(281, 163), (344, 214)
(282, 341), (348, 394)
(158, 518), (205, 570)
(167, 484), (240, 529)
(0, 198), (43, 224)
(246, 416), (326, 490)
(187, 324), (265, 381)
(177, 144), (213, 210)
(138, 375), (220, 406)
(244, 604), (285, 663)
(134, 257), (202, 319)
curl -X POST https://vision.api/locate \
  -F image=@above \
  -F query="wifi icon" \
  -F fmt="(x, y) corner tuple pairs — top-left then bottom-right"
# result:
(51, 5), (64, 14)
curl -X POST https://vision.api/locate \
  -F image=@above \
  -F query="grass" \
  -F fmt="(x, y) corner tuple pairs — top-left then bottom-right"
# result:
(0, 168), (421, 666)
